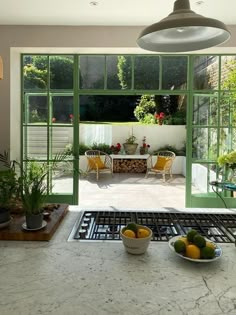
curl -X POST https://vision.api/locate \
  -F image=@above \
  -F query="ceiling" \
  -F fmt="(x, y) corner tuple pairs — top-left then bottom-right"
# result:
(1, 0), (236, 26)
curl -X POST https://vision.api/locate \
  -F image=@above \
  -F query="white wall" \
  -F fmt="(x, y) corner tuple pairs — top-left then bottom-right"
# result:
(80, 124), (186, 153)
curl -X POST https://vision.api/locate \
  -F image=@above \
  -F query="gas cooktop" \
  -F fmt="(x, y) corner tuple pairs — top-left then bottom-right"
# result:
(68, 210), (236, 243)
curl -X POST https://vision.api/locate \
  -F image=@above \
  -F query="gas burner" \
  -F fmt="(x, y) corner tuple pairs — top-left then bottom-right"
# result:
(106, 225), (119, 233)
(69, 210), (236, 243)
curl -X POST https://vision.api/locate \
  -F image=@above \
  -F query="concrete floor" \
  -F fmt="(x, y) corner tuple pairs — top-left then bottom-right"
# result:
(79, 173), (190, 210)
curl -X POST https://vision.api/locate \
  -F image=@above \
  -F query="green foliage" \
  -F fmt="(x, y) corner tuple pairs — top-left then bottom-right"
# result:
(24, 64), (47, 89)
(117, 56), (132, 89)
(29, 109), (47, 123)
(50, 56), (73, 89)
(125, 134), (137, 144)
(0, 170), (18, 210)
(19, 152), (72, 214)
(23, 55), (73, 90)
(91, 143), (112, 154)
(153, 144), (186, 156)
(134, 95), (157, 122)
(0, 152), (19, 210)
(142, 113), (156, 124)
(164, 110), (186, 125)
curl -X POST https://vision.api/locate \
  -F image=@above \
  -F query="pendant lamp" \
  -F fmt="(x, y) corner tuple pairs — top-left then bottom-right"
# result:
(0, 56), (3, 80)
(137, 0), (231, 52)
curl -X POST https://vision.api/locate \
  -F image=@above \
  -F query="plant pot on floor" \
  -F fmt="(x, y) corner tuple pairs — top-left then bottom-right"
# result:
(123, 143), (138, 155)
(25, 213), (44, 229)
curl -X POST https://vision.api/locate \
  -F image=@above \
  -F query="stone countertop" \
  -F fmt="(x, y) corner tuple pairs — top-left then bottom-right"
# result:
(0, 210), (236, 315)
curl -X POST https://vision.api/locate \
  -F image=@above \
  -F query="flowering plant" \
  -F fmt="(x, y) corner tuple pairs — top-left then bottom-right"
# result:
(154, 112), (165, 125)
(140, 136), (150, 154)
(111, 143), (121, 154)
(69, 114), (73, 123)
(218, 151), (236, 170)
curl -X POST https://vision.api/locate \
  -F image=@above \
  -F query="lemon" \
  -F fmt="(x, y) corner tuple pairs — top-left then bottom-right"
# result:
(174, 240), (186, 254)
(123, 229), (136, 238)
(186, 229), (198, 242)
(206, 241), (216, 250)
(137, 228), (150, 238)
(193, 234), (206, 248)
(186, 244), (201, 259)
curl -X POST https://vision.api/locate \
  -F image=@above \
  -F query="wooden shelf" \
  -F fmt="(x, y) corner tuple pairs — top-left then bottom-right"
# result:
(0, 204), (69, 241)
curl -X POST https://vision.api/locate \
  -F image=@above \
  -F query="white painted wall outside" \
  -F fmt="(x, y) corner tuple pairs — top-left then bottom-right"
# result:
(80, 124), (186, 152)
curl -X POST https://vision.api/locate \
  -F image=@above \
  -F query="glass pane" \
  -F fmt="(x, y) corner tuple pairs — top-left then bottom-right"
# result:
(162, 56), (187, 90)
(134, 56), (159, 90)
(220, 94), (236, 127)
(23, 126), (47, 159)
(79, 55), (105, 89)
(52, 96), (73, 124)
(219, 128), (230, 155)
(193, 56), (219, 90)
(193, 95), (217, 125)
(24, 95), (48, 124)
(23, 55), (48, 90)
(50, 55), (74, 89)
(221, 56), (236, 91)
(51, 126), (73, 157)
(192, 128), (218, 160)
(192, 163), (218, 193)
(107, 55), (131, 89)
(52, 170), (73, 194)
(79, 95), (138, 122)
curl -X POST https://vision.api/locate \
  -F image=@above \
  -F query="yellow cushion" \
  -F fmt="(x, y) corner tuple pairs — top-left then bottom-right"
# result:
(154, 156), (171, 170)
(88, 157), (105, 170)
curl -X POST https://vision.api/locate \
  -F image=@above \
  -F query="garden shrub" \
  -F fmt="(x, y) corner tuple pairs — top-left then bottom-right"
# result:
(153, 144), (186, 156)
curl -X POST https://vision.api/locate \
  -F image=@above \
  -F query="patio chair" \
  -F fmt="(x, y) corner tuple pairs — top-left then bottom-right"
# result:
(146, 151), (176, 181)
(85, 150), (113, 181)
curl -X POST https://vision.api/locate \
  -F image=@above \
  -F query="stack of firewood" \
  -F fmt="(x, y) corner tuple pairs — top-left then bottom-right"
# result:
(113, 159), (146, 173)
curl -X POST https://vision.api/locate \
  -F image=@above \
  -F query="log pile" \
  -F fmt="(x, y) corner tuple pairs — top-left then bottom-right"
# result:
(113, 159), (147, 173)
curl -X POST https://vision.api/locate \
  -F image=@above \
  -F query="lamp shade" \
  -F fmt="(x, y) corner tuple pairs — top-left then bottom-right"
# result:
(137, 0), (231, 52)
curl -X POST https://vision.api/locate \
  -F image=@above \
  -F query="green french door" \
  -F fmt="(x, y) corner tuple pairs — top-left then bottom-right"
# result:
(187, 55), (236, 208)
(21, 54), (79, 205)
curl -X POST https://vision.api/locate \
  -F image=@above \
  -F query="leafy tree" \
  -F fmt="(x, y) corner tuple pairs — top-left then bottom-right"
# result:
(117, 56), (132, 89)
(134, 95), (157, 122)
(23, 55), (73, 89)
(24, 64), (47, 89)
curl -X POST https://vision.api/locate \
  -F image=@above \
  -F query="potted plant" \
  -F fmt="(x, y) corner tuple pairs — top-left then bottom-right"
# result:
(19, 152), (72, 230)
(140, 136), (150, 155)
(218, 150), (236, 183)
(123, 132), (138, 155)
(0, 152), (19, 226)
(110, 143), (121, 154)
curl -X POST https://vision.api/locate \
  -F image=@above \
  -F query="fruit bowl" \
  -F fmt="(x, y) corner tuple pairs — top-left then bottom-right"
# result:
(120, 225), (152, 255)
(169, 235), (223, 263)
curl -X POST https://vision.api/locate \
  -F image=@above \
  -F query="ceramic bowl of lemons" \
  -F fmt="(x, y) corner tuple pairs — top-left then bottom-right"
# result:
(120, 223), (153, 255)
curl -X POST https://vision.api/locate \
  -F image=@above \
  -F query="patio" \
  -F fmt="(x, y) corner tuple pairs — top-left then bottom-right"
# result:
(78, 173), (195, 210)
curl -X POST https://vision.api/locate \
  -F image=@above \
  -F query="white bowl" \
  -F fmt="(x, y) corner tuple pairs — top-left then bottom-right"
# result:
(120, 225), (153, 255)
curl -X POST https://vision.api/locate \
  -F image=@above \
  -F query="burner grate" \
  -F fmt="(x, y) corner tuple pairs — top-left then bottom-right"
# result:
(69, 211), (236, 243)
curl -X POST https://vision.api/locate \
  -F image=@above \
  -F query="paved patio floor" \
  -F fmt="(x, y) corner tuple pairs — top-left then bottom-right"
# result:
(78, 173), (193, 210)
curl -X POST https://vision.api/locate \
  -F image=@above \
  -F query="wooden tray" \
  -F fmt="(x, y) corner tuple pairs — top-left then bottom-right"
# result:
(0, 204), (69, 241)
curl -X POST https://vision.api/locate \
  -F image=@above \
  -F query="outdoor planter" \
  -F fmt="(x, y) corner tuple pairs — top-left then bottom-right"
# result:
(123, 143), (138, 155)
